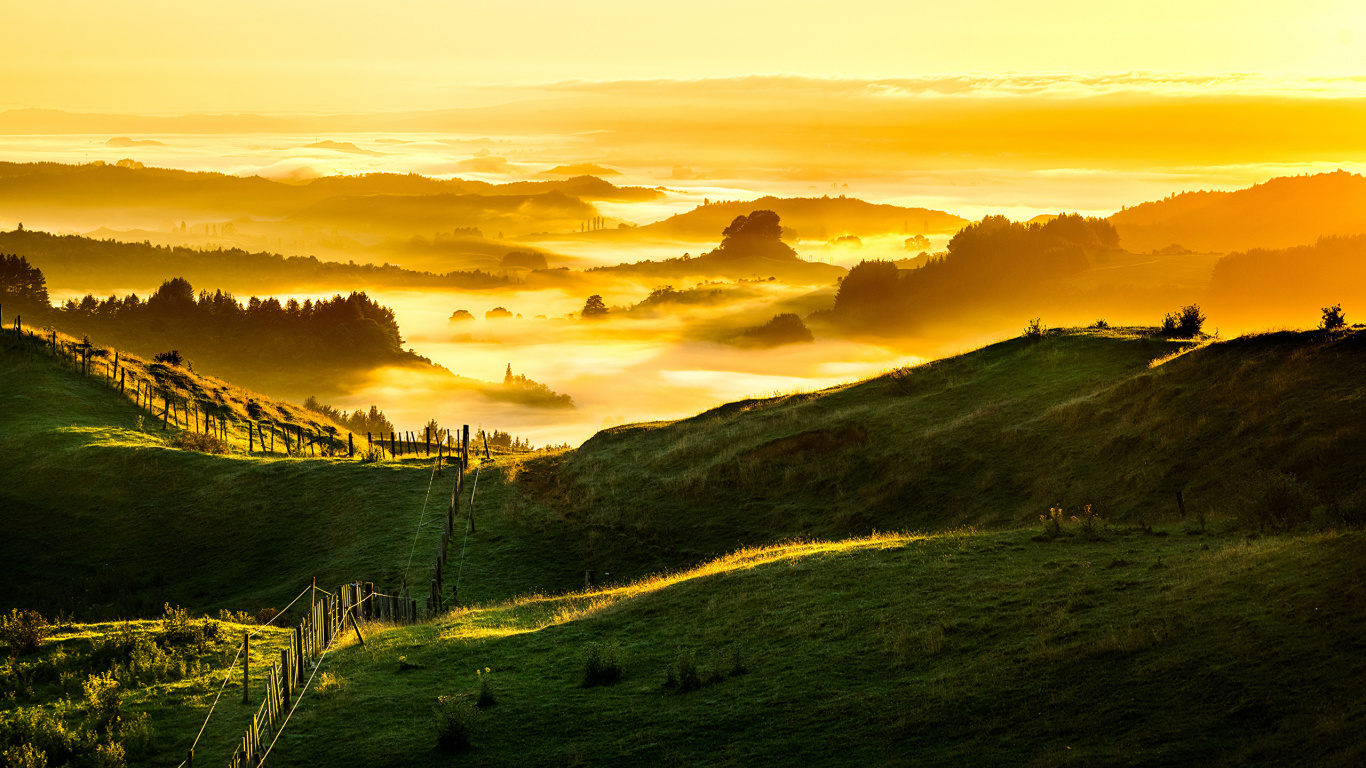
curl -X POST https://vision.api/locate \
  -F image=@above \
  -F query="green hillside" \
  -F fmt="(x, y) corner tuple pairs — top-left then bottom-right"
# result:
(0, 336), (583, 620)
(517, 327), (1366, 575)
(164, 527), (1366, 766)
(6, 324), (1366, 767)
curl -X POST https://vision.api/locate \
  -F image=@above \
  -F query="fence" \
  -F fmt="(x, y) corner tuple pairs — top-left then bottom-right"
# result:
(6, 310), (498, 766)
(1, 311), (491, 462)
(221, 581), (416, 768)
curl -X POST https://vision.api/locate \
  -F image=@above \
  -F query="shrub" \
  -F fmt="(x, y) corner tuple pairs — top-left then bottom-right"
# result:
(89, 741), (125, 768)
(475, 668), (497, 707)
(83, 672), (122, 728)
(1038, 507), (1064, 538)
(581, 643), (624, 688)
(1023, 317), (1046, 341)
(0, 610), (53, 656)
(1161, 304), (1205, 338)
(169, 430), (227, 454)
(1239, 471), (1315, 532)
(3, 743), (48, 768)
(1, 702), (95, 765)
(1090, 319), (1110, 329)
(158, 604), (193, 644)
(432, 695), (478, 752)
(1321, 304), (1347, 331)
(117, 711), (154, 758)
(663, 650), (702, 693)
(255, 608), (278, 626)
(151, 350), (182, 366)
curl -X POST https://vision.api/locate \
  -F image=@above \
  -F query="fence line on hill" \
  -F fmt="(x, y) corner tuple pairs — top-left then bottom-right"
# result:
(0, 312), (498, 462)
(6, 310), (509, 766)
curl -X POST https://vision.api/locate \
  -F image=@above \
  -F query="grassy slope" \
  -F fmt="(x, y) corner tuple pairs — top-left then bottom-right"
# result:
(268, 525), (1366, 767)
(518, 328), (1366, 577)
(0, 343), (584, 619)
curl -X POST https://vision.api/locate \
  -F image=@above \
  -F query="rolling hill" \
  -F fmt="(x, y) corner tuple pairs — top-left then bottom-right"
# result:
(1109, 170), (1366, 253)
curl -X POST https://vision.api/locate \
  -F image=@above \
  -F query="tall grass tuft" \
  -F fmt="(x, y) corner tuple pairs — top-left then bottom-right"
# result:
(432, 695), (479, 752)
(581, 642), (624, 687)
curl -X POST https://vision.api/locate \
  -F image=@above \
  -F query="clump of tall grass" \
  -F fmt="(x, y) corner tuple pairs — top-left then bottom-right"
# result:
(581, 643), (623, 687)
(475, 668), (497, 707)
(432, 695), (479, 752)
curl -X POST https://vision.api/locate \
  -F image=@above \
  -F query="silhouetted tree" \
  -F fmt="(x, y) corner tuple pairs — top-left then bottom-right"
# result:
(0, 254), (49, 312)
(1321, 304), (1347, 331)
(1161, 304), (1206, 338)
(581, 295), (609, 319)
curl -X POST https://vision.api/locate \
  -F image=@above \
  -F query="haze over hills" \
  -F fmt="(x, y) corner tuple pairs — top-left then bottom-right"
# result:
(0, 161), (661, 234)
(1108, 170), (1366, 253)
(627, 195), (969, 241)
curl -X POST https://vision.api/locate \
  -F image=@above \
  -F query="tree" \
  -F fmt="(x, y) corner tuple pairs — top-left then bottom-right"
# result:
(581, 295), (609, 319)
(0, 254), (49, 311)
(1321, 304), (1347, 331)
(1161, 304), (1206, 338)
(721, 210), (782, 242)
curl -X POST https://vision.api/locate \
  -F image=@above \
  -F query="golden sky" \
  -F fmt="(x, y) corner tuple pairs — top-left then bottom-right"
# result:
(4, 1), (1364, 114)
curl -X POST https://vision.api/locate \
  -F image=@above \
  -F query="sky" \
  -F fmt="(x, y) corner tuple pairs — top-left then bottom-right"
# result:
(3, 1), (1364, 114)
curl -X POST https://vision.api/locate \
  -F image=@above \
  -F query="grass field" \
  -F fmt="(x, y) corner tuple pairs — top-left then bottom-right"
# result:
(0, 332), (585, 620)
(5, 324), (1366, 766)
(248, 524), (1366, 767)
(517, 327), (1366, 576)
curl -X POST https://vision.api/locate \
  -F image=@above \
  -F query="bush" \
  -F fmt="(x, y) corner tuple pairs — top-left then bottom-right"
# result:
(1240, 471), (1315, 532)
(169, 430), (228, 454)
(1022, 317), (1046, 341)
(581, 643), (623, 688)
(663, 650), (702, 693)
(89, 741), (125, 768)
(158, 604), (193, 644)
(0, 610), (53, 656)
(1321, 304), (1347, 331)
(1161, 304), (1206, 338)
(151, 350), (182, 366)
(3, 743), (48, 768)
(1090, 319), (1110, 329)
(83, 672), (122, 728)
(432, 695), (479, 752)
(0, 703), (96, 766)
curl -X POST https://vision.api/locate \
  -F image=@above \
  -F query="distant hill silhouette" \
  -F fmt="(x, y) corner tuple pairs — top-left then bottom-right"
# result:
(820, 214), (1118, 333)
(591, 210), (846, 284)
(0, 229), (512, 293)
(633, 195), (969, 240)
(1109, 170), (1366, 253)
(303, 140), (384, 156)
(1208, 235), (1366, 326)
(0, 162), (661, 232)
(292, 190), (594, 236)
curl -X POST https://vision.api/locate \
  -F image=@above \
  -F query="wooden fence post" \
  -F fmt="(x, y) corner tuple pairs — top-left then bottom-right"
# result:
(348, 432), (354, 457)
(426, 427), (431, 456)
(280, 649), (291, 705)
(242, 631), (250, 703)
(462, 425), (470, 470)
(362, 582), (374, 621)
(391, 431), (397, 456)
